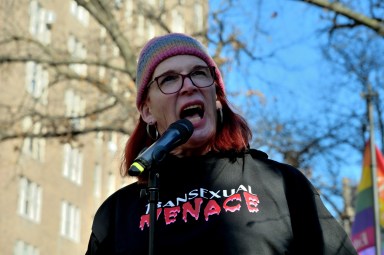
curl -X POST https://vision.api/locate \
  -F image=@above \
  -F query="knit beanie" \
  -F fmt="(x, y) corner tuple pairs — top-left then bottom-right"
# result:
(135, 33), (225, 109)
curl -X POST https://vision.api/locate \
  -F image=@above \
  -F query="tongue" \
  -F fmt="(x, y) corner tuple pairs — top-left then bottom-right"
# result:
(184, 114), (201, 124)
(181, 107), (203, 119)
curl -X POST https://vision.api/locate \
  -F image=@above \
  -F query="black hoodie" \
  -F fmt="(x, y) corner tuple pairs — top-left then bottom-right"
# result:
(85, 149), (357, 255)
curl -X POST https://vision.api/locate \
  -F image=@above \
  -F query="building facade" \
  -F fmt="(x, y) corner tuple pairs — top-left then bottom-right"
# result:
(0, 0), (208, 254)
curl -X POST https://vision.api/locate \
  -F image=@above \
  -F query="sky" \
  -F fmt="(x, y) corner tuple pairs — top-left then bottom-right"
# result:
(208, 0), (366, 214)
(210, 0), (332, 116)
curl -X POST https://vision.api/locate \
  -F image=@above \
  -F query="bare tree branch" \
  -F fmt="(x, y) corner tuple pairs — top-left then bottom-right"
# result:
(297, 0), (384, 36)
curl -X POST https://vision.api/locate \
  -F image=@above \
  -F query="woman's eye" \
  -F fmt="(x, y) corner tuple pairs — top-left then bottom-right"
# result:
(159, 74), (179, 85)
(191, 70), (207, 77)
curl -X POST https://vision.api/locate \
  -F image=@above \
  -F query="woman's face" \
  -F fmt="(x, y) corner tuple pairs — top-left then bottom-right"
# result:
(140, 55), (220, 156)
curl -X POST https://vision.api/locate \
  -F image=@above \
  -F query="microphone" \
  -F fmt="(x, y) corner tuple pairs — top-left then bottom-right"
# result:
(128, 119), (194, 176)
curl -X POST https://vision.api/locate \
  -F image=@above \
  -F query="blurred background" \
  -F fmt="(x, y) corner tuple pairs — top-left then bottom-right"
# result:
(0, 0), (383, 254)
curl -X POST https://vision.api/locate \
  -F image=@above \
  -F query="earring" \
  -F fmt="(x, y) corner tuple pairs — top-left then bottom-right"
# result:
(146, 122), (159, 140)
(217, 108), (223, 125)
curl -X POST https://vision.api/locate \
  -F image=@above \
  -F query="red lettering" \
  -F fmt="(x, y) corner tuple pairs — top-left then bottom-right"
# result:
(182, 198), (203, 222)
(243, 191), (259, 213)
(164, 206), (180, 225)
(139, 191), (261, 230)
(139, 214), (149, 230)
(203, 200), (221, 221)
(139, 208), (163, 230)
(223, 193), (241, 212)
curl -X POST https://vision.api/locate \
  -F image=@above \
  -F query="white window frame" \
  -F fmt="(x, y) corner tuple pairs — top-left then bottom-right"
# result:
(18, 177), (42, 223)
(29, 0), (52, 44)
(94, 163), (102, 198)
(25, 61), (49, 104)
(70, 0), (89, 26)
(22, 117), (46, 162)
(64, 89), (86, 130)
(14, 240), (40, 255)
(171, 9), (185, 33)
(62, 143), (83, 185)
(125, 0), (133, 24)
(107, 172), (116, 196)
(194, 2), (204, 31)
(60, 201), (81, 242)
(67, 35), (88, 76)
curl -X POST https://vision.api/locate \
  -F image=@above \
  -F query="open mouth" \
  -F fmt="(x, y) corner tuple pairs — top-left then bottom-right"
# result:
(180, 104), (204, 119)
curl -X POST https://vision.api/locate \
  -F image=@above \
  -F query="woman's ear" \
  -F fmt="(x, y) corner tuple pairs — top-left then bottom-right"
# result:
(216, 99), (223, 125)
(216, 99), (222, 110)
(140, 101), (155, 124)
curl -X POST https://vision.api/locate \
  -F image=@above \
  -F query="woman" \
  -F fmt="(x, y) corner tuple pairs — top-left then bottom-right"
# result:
(85, 33), (357, 255)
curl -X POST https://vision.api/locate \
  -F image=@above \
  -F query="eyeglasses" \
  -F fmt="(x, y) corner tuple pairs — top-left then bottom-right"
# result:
(147, 66), (216, 94)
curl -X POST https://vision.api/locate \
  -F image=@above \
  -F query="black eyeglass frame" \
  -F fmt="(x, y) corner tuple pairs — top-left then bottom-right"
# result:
(147, 66), (216, 95)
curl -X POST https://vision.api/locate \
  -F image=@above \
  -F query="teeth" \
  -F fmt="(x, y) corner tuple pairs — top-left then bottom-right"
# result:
(184, 104), (202, 110)
(180, 104), (204, 119)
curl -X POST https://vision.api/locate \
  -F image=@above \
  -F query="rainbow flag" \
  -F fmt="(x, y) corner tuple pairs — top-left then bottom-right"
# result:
(351, 140), (384, 255)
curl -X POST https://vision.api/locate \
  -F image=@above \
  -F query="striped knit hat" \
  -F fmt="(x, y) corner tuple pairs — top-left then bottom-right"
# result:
(135, 33), (225, 108)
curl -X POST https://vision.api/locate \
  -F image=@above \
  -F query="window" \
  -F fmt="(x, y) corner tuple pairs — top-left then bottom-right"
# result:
(63, 143), (83, 185)
(136, 14), (155, 42)
(94, 163), (102, 198)
(64, 89), (86, 130)
(171, 9), (185, 33)
(146, 21), (155, 41)
(25, 61), (49, 103)
(29, 0), (53, 44)
(137, 15), (145, 39)
(194, 2), (204, 31)
(13, 240), (40, 255)
(18, 177), (42, 223)
(22, 117), (46, 162)
(98, 65), (106, 79)
(107, 172), (116, 196)
(70, 0), (89, 26)
(98, 43), (107, 79)
(114, 0), (123, 9)
(125, 0), (133, 24)
(159, 0), (164, 9)
(29, 0), (41, 36)
(67, 35), (88, 75)
(107, 132), (118, 153)
(112, 45), (120, 57)
(111, 76), (118, 92)
(60, 201), (81, 242)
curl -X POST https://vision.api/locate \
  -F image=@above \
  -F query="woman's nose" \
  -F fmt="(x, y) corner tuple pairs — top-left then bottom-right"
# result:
(179, 75), (197, 93)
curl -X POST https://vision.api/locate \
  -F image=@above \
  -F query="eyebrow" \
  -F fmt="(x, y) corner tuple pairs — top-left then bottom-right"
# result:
(155, 64), (208, 77)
